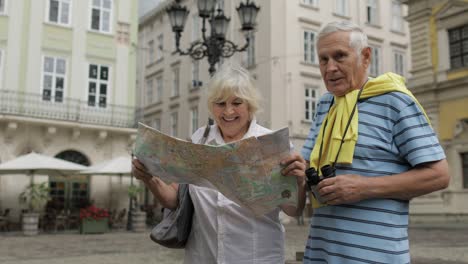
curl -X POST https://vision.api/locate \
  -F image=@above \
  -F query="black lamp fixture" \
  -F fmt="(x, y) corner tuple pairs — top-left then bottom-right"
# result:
(166, 0), (260, 76)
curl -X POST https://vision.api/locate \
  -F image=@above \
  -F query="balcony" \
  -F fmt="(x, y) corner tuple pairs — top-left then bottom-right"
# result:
(0, 90), (137, 128)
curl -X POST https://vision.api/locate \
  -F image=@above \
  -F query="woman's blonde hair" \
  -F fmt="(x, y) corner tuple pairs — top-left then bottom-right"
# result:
(206, 62), (261, 119)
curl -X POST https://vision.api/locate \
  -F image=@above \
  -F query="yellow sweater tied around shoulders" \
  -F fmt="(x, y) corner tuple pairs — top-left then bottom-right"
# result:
(309, 72), (430, 173)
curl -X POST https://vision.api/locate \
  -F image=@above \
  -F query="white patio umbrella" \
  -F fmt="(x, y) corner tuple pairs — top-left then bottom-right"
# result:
(0, 152), (88, 182)
(0, 152), (88, 211)
(80, 156), (133, 214)
(80, 156), (131, 176)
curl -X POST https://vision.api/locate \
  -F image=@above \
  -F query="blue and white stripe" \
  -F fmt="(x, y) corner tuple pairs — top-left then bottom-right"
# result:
(301, 92), (445, 263)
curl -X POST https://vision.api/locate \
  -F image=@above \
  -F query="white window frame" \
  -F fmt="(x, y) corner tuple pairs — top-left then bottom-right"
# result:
(303, 30), (316, 64)
(170, 111), (178, 137)
(335, 0), (348, 16)
(393, 50), (406, 77)
(147, 40), (154, 65)
(391, 0), (404, 32)
(302, 0), (318, 7)
(192, 60), (201, 87)
(146, 78), (153, 105)
(46, 0), (72, 26)
(41, 55), (67, 103)
(366, 0), (378, 25)
(156, 33), (164, 61)
(0, 49), (4, 89)
(155, 75), (163, 103)
(0, 0), (7, 15)
(190, 106), (199, 135)
(369, 45), (381, 77)
(172, 67), (180, 97)
(153, 117), (161, 131)
(87, 63), (111, 108)
(305, 85), (318, 122)
(89, 0), (113, 33)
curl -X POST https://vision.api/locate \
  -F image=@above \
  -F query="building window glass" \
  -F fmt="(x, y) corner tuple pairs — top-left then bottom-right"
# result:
(170, 112), (178, 137)
(156, 34), (164, 61)
(192, 60), (201, 87)
(0, 0), (7, 15)
(153, 118), (161, 131)
(148, 40), (154, 64)
(155, 75), (163, 102)
(244, 31), (255, 67)
(190, 107), (199, 135)
(90, 0), (112, 33)
(335, 0), (348, 16)
(172, 67), (180, 97)
(303, 0), (318, 7)
(146, 78), (153, 105)
(88, 63), (109, 108)
(303, 30), (316, 64)
(448, 24), (468, 69)
(369, 45), (381, 77)
(305, 86), (318, 122)
(393, 50), (405, 76)
(0, 49), (3, 88)
(47, 0), (71, 26)
(42, 56), (66, 103)
(391, 1), (403, 32)
(462, 152), (468, 189)
(366, 0), (378, 25)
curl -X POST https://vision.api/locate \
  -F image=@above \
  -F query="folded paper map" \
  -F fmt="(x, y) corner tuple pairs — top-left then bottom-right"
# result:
(133, 123), (297, 216)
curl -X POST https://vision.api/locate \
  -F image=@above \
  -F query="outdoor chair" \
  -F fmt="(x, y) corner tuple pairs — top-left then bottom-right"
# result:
(0, 208), (11, 232)
(54, 211), (67, 232)
(112, 208), (127, 230)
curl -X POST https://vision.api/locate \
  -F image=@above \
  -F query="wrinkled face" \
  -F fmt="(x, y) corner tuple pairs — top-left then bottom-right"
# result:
(317, 31), (370, 96)
(212, 96), (251, 143)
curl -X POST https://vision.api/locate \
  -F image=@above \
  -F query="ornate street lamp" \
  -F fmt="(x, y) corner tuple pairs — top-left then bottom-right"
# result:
(166, 0), (260, 76)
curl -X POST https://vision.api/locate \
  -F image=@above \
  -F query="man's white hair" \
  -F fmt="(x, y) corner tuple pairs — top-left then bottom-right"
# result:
(317, 21), (368, 54)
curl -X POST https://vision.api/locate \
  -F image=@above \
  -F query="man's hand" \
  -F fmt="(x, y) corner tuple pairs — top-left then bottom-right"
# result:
(317, 174), (368, 205)
(280, 153), (307, 186)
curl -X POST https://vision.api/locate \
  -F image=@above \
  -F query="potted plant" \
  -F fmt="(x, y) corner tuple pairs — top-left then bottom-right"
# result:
(79, 205), (110, 234)
(127, 185), (146, 232)
(18, 182), (50, 236)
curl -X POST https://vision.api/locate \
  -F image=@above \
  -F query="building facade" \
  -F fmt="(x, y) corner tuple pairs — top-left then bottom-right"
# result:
(138, 0), (410, 143)
(403, 0), (468, 223)
(0, 0), (139, 222)
(140, 0), (458, 220)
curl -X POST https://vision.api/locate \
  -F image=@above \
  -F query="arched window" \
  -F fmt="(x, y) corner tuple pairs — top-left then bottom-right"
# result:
(55, 150), (90, 166)
(50, 150), (90, 213)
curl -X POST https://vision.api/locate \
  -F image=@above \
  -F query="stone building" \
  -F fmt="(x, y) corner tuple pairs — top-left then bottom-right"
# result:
(137, 0), (411, 150)
(0, 0), (139, 222)
(403, 0), (468, 223)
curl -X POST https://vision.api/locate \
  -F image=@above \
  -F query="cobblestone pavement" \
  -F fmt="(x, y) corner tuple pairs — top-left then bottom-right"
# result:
(0, 223), (467, 264)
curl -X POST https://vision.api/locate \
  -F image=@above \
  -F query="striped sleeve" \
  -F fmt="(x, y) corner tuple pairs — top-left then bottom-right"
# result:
(393, 97), (445, 167)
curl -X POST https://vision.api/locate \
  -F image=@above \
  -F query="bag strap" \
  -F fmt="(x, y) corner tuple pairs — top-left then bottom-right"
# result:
(199, 118), (213, 145)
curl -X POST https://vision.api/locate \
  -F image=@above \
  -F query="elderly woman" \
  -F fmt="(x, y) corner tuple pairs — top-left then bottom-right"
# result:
(132, 63), (307, 264)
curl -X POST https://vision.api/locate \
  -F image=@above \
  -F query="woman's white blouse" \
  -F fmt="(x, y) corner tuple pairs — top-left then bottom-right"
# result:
(184, 119), (286, 264)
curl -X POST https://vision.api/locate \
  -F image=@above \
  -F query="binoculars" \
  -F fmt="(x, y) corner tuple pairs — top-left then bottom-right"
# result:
(305, 165), (336, 203)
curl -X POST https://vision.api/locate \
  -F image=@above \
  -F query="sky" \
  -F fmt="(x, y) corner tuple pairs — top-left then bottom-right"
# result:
(138, 0), (163, 17)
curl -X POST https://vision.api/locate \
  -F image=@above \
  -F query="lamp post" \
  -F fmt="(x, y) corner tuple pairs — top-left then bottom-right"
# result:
(166, 0), (260, 130)
(166, 0), (260, 76)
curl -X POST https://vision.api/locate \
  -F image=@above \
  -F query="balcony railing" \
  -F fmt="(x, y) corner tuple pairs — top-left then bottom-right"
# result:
(0, 90), (137, 128)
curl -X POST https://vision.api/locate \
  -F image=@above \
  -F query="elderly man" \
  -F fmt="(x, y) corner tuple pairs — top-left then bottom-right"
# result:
(300, 21), (449, 263)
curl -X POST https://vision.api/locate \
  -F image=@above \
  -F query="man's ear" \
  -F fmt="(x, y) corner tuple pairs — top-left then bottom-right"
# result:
(361, 47), (372, 68)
